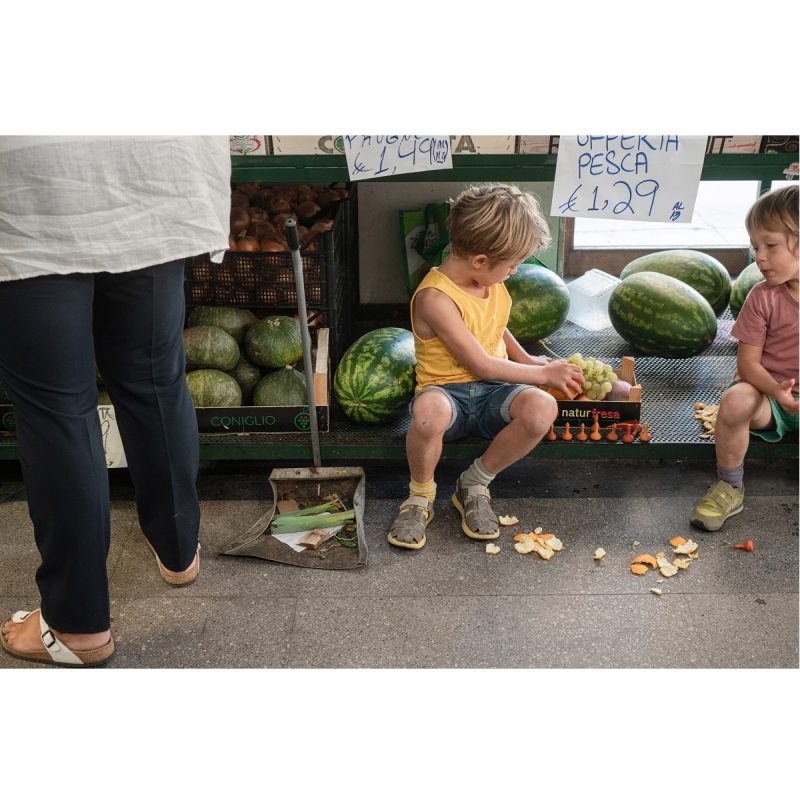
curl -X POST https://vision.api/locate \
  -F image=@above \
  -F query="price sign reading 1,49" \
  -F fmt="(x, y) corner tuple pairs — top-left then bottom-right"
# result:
(550, 135), (707, 224)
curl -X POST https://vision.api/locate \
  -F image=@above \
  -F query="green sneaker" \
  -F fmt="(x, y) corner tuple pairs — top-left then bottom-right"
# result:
(690, 480), (744, 531)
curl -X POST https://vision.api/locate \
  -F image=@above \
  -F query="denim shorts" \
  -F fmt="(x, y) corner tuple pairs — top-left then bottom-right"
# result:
(410, 381), (529, 441)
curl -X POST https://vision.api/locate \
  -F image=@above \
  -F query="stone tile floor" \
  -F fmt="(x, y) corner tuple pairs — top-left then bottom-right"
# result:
(0, 457), (797, 669)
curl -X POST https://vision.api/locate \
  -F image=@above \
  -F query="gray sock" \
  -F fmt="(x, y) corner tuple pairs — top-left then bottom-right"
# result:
(459, 457), (497, 489)
(717, 463), (744, 491)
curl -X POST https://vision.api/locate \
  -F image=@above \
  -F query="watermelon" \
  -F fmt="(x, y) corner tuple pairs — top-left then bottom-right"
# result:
(608, 272), (717, 358)
(505, 264), (570, 344)
(229, 355), (262, 402)
(334, 327), (417, 424)
(245, 315), (303, 368)
(186, 369), (242, 407)
(184, 325), (240, 371)
(252, 366), (308, 407)
(619, 249), (732, 316)
(730, 262), (765, 319)
(187, 306), (257, 343)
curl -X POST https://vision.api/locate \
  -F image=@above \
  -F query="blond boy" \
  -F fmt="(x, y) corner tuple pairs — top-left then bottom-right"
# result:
(388, 184), (584, 549)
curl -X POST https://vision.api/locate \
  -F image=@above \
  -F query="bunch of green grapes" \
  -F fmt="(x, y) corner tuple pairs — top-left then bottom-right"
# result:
(567, 353), (617, 401)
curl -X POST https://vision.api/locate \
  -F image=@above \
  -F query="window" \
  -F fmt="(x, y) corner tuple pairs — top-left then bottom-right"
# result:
(563, 180), (793, 277)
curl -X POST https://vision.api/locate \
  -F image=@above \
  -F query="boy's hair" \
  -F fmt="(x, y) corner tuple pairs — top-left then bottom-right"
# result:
(745, 184), (799, 249)
(447, 184), (551, 266)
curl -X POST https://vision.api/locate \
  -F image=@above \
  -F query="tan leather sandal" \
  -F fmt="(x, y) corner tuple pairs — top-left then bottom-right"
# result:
(387, 496), (434, 550)
(451, 479), (500, 540)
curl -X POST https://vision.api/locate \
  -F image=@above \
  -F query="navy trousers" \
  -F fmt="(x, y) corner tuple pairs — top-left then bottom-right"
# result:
(0, 261), (199, 633)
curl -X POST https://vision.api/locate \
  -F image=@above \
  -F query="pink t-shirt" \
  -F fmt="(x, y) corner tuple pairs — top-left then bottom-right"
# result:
(731, 282), (799, 395)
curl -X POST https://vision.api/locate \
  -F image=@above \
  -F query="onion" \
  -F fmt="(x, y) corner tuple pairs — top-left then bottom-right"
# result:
(248, 207), (269, 223)
(236, 236), (260, 252)
(230, 207), (251, 235)
(314, 188), (338, 208)
(230, 191), (250, 208)
(260, 239), (287, 252)
(228, 235), (238, 251)
(296, 200), (321, 224)
(269, 197), (293, 216)
(272, 212), (298, 229)
(247, 221), (279, 242)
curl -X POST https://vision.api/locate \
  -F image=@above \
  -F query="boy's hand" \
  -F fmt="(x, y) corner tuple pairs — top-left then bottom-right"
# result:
(542, 359), (585, 397)
(774, 378), (800, 414)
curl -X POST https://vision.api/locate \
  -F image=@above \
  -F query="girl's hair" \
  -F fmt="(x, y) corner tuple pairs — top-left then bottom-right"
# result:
(447, 184), (551, 266)
(745, 184), (799, 248)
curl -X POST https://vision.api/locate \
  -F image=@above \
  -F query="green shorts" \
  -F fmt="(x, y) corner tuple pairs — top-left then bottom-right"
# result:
(750, 396), (799, 442)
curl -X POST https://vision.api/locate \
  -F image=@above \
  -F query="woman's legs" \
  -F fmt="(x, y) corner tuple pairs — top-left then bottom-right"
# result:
(93, 261), (200, 572)
(0, 273), (111, 634)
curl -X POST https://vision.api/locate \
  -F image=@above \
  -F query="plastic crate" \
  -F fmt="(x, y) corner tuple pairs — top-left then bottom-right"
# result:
(185, 186), (357, 369)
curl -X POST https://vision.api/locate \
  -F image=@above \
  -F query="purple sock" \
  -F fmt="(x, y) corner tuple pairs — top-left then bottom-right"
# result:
(717, 464), (744, 490)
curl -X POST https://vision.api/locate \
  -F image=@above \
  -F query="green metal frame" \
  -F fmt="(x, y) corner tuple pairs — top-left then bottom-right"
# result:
(1, 151), (794, 464)
(232, 153), (793, 185)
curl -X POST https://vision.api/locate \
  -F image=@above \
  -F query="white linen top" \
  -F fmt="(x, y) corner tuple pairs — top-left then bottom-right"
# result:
(0, 136), (231, 282)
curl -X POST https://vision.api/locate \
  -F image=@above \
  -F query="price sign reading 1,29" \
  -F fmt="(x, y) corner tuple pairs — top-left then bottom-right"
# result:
(551, 135), (707, 224)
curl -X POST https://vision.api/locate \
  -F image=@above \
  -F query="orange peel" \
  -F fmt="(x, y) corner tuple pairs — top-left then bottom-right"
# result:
(630, 563), (649, 575)
(669, 536), (687, 547)
(630, 554), (659, 570)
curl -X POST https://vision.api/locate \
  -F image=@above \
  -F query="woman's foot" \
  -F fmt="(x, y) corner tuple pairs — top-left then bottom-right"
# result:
(1, 609), (111, 659)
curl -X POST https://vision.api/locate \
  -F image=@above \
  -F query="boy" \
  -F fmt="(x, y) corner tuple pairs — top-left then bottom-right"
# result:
(388, 184), (584, 549)
(691, 184), (799, 531)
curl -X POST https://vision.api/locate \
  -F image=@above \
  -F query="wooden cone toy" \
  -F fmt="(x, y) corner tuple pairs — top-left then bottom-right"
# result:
(733, 539), (754, 552)
(589, 416), (602, 441)
(576, 422), (588, 442)
(606, 423), (618, 442)
(546, 424), (557, 441)
(639, 423), (651, 443)
(622, 427), (634, 444)
(562, 422), (573, 441)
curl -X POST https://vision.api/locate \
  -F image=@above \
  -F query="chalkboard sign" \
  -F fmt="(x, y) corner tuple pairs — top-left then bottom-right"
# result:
(551, 135), (706, 223)
(343, 135), (453, 181)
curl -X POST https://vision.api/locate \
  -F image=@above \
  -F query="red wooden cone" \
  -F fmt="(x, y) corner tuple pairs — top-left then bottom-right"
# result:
(733, 540), (754, 552)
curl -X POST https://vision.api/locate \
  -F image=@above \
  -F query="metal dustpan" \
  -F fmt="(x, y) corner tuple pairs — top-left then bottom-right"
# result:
(222, 218), (367, 569)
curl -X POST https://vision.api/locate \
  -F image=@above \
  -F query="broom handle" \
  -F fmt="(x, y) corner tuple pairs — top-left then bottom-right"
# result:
(285, 219), (321, 467)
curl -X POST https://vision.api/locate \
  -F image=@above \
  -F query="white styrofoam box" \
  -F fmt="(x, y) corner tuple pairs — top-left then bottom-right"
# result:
(566, 269), (621, 331)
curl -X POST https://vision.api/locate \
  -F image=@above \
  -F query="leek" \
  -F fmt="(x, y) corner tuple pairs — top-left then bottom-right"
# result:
(270, 509), (355, 534)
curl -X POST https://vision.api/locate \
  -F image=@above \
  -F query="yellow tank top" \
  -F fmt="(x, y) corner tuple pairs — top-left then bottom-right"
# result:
(411, 268), (511, 389)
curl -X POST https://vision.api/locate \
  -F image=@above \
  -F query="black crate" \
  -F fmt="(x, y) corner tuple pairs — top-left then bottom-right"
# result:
(185, 186), (357, 369)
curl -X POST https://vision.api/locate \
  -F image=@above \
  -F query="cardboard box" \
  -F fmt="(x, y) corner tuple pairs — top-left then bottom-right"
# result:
(195, 328), (330, 434)
(517, 135), (560, 154)
(448, 135), (516, 154)
(270, 136), (345, 155)
(705, 136), (762, 154)
(553, 356), (641, 428)
(229, 136), (270, 156)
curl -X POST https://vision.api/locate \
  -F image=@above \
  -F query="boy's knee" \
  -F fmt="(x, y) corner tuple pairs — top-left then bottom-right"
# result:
(513, 389), (557, 434)
(719, 382), (761, 421)
(410, 392), (452, 435)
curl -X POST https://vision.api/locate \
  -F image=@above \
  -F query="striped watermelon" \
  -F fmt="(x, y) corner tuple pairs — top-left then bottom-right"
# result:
(506, 264), (570, 344)
(608, 272), (717, 358)
(619, 250), (732, 316)
(730, 262), (765, 319)
(334, 328), (416, 423)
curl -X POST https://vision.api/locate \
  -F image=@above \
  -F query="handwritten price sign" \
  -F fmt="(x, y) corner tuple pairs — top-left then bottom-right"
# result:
(551, 135), (706, 223)
(343, 135), (453, 182)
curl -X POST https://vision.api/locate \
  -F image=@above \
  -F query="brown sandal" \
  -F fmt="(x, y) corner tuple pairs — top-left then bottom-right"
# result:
(451, 480), (500, 540)
(387, 496), (434, 550)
